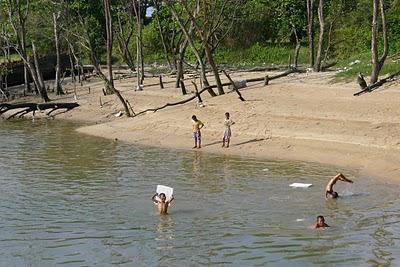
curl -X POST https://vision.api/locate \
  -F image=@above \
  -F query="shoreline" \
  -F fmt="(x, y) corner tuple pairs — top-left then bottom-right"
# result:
(46, 70), (400, 183)
(75, 119), (400, 183)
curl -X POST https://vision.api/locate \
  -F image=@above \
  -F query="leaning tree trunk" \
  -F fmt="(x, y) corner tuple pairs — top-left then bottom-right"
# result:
(370, 0), (388, 84)
(167, 4), (215, 96)
(314, 0), (325, 72)
(115, 11), (136, 72)
(32, 42), (50, 102)
(53, 12), (64, 95)
(293, 27), (301, 68)
(307, 0), (315, 68)
(99, 0), (131, 116)
(176, 40), (187, 88)
(204, 43), (224, 95)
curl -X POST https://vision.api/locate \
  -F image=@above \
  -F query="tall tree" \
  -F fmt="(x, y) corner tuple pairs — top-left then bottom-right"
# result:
(370, 0), (388, 84)
(52, 10), (64, 95)
(6, 0), (32, 93)
(314, 0), (325, 71)
(5, 0), (51, 101)
(307, 0), (315, 68)
(115, 0), (136, 72)
(132, 0), (145, 88)
(69, 0), (131, 116)
(103, 0), (114, 93)
(166, 1), (215, 96)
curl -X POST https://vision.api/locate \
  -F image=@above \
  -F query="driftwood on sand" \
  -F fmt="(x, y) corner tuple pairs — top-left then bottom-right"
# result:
(0, 102), (79, 120)
(132, 68), (299, 117)
(353, 70), (400, 96)
(222, 70), (245, 101)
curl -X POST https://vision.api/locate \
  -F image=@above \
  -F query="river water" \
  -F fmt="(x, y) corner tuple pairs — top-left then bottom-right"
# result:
(0, 120), (399, 266)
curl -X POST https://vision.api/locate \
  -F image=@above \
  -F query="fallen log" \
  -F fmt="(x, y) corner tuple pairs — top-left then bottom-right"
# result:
(0, 102), (79, 119)
(131, 87), (210, 118)
(246, 67), (299, 83)
(353, 70), (400, 96)
(132, 68), (301, 117)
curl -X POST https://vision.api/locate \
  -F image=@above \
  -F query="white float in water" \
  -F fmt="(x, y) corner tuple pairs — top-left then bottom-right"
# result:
(156, 185), (174, 201)
(289, 183), (313, 188)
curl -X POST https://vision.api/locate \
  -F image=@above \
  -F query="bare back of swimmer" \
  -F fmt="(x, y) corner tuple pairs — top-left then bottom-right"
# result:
(325, 173), (353, 199)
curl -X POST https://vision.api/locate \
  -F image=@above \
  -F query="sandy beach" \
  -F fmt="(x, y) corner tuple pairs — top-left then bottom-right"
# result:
(51, 70), (400, 182)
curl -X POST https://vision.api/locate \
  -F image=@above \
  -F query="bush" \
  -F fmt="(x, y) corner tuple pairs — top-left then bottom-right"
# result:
(332, 28), (371, 59)
(214, 43), (308, 66)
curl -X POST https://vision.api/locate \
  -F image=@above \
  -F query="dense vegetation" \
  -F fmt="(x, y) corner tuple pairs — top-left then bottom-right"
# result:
(0, 0), (399, 104)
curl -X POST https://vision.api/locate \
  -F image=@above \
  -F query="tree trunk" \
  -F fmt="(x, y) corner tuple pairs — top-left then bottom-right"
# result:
(133, 0), (145, 87)
(370, 0), (388, 84)
(100, 0), (130, 116)
(115, 11), (136, 72)
(307, 0), (315, 68)
(176, 40), (188, 88)
(176, 58), (184, 88)
(314, 0), (325, 72)
(293, 27), (301, 68)
(68, 47), (77, 95)
(204, 43), (224, 95)
(103, 0), (114, 94)
(23, 65), (31, 93)
(167, 4), (215, 96)
(18, 11), (32, 94)
(53, 12), (64, 95)
(32, 42), (50, 102)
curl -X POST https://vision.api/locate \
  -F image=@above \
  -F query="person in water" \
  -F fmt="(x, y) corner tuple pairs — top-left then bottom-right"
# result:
(222, 112), (235, 148)
(191, 115), (204, 149)
(152, 193), (174, 215)
(325, 172), (353, 199)
(313, 215), (329, 229)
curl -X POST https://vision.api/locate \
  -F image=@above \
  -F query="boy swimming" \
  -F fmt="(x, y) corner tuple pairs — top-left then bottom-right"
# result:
(152, 193), (174, 215)
(325, 173), (353, 199)
(312, 215), (329, 229)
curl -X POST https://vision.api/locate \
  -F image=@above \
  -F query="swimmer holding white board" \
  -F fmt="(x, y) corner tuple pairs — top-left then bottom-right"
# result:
(152, 185), (174, 215)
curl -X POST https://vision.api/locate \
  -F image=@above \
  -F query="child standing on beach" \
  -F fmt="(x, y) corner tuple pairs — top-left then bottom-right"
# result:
(222, 112), (235, 148)
(192, 115), (204, 149)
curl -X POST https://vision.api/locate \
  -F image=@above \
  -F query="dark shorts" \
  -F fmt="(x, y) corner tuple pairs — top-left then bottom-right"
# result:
(193, 132), (201, 140)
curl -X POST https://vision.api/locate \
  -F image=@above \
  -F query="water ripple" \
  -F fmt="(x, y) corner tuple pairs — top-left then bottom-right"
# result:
(0, 120), (399, 266)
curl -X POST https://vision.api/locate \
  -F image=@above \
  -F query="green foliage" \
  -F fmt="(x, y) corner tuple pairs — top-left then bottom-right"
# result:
(335, 58), (400, 81)
(68, 0), (106, 59)
(1, 0), (400, 77)
(332, 28), (371, 59)
(214, 43), (308, 66)
(142, 20), (163, 53)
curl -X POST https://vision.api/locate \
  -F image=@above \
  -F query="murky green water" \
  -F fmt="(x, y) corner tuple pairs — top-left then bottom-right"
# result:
(0, 120), (399, 266)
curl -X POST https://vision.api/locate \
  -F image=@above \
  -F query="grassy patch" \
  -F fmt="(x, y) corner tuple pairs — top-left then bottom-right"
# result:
(334, 52), (400, 82)
(0, 54), (21, 63)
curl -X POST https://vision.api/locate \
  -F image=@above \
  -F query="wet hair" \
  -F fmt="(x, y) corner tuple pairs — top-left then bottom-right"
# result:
(192, 115), (197, 121)
(317, 215), (325, 221)
(326, 190), (339, 199)
(159, 193), (166, 198)
(225, 112), (230, 117)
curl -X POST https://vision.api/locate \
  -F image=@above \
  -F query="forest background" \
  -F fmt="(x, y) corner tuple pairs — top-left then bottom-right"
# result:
(1, 0), (400, 86)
